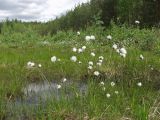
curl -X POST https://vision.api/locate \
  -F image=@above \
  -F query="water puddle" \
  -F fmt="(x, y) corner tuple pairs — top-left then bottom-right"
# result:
(23, 80), (87, 102)
(5, 80), (88, 119)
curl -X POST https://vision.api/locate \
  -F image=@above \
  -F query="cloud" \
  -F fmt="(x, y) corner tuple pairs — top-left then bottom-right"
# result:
(0, 0), (89, 22)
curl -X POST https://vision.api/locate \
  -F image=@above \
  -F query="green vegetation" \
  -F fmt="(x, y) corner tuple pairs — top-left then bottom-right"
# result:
(0, 0), (160, 119)
(0, 24), (160, 119)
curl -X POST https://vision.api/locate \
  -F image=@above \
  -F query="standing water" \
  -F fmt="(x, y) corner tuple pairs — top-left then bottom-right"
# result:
(5, 80), (88, 119)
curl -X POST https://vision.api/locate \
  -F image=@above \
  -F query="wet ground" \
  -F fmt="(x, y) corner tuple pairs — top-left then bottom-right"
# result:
(5, 80), (88, 120)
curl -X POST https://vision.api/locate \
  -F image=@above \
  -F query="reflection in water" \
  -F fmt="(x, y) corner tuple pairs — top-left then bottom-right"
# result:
(6, 80), (87, 120)
(23, 81), (87, 102)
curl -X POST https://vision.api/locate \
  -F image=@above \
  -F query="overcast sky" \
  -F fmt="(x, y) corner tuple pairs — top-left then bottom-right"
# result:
(0, 0), (89, 22)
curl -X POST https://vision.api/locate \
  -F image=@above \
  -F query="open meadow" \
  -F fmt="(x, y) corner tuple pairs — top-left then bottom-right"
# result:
(0, 24), (160, 119)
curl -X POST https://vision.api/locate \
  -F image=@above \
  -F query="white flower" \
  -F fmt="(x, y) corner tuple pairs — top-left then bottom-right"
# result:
(63, 78), (67, 82)
(99, 56), (104, 60)
(82, 46), (86, 50)
(57, 84), (61, 89)
(88, 61), (93, 66)
(79, 61), (82, 64)
(116, 49), (120, 53)
(120, 53), (126, 58)
(70, 56), (77, 62)
(135, 20), (140, 24)
(38, 64), (42, 68)
(100, 81), (104, 86)
(85, 36), (91, 42)
(112, 44), (118, 50)
(51, 56), (57, 62)
(77, 31), (80, 35)
(90, 35), (95, 40)
(27, 61), (35, 68)
(119, 47), (127, 58)
(88, 66), (93, 70)
(107, 35), (112, 40)
(115, 91), (119, 94)
(99, 59), (103, 63)
(137, 82), (142, 87)
(106, 93), (111, 98)
(91, 52), (95, 57)
(72, 47), (77, 52)
(140, 54), (144, 60)
(94, 71), (100, 76)
(78, 48), (83, 53)
(120, 48), (127, 55)
(27, 61), (31, 66)
(111, 82), (115, 87)
(97, 62), (102, 66)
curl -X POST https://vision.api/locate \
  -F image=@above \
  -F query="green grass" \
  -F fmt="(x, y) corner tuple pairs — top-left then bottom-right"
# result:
(0, 25), (160, 120)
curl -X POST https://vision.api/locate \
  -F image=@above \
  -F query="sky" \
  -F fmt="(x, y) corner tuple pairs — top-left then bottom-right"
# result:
(0, 0), (89, 22)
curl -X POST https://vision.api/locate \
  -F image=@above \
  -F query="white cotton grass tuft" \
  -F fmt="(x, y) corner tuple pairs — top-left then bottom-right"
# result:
(70, 56), (77, 62)
(100, 81), (104, 86)
(112, 45), (127, 58)
(111, 82), (115, 87)
(85, 36), (91, 42)
(97, 56), (104, 66)
(78, 48), (83, 53)
(77, 31), (80, 35)
(91, 52), (96, 57)
(38, 64), (42, 68)
(88, 61), (93, 66)
(72, 47), (77, 52)
(99, 59), (103, 63)
(90, 35), (95, 40)
(106, 93), (111, 98)
(99, 56), (104, 60)
(97, 62), (102, 66)
(78, 61), (82, 64)
(88, 65), (93, 70)
(120, 53), (126, 58)
(135, 20), (140, 24)
(112, 44), (118, 50)
(137, 82), (142, 87)
(119, 47), (127, 58)
(107, 35), (112, 40)
(85, 35), (95, 41)
(57, 84), (61, 89)
(62, 78), (67, 83)
(82, 46), (86, 50)
(27, 61), (35, 68)
(116, 49), (120, 53)
(120, 48), (127, 55)
(51, 56), (57, 62)
(140, 54), (144, 60)
(94, 71), (100, 76)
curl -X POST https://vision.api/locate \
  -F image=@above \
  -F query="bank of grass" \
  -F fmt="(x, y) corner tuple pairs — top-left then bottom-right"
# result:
(0, 25), (160, 119)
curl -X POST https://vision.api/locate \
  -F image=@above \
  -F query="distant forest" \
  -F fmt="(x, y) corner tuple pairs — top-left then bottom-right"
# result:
(0, 0), (160, 36)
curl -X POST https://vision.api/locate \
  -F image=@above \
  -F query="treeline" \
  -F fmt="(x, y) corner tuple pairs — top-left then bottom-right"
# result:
(0, 0), (160, 36)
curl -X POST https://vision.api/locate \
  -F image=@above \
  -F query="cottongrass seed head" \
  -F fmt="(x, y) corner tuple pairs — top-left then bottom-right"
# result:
(94, 71), (100, 76)
(107, 35), (112, 40)
(51, 56), (57, 62)
(70, 56), (77, 62)
(91, 52), (96, 57)
(72, 47), (77, 52)
(137, 82), (142, 87)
